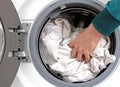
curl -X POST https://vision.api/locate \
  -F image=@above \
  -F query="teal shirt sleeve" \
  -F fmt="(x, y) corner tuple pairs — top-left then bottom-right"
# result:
(92, 0), (120, 36)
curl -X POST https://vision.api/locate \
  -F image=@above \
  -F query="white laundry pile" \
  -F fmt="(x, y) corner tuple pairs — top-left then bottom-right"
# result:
(41, 18), (116, 82)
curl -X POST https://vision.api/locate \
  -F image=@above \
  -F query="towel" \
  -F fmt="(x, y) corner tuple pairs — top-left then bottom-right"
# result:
(41, 18), (116, 82)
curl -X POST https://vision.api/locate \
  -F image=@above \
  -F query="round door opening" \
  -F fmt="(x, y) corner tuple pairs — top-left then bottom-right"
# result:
(39, 6), (116, 82)
(0, 20), (5, 63)
(29, 0), (120, 87)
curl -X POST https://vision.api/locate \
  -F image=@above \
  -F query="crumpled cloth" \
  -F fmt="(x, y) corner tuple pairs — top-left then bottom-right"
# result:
(41, 18), (116, 82)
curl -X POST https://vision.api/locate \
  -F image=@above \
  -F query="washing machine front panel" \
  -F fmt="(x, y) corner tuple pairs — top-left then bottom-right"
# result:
(29, 0), (120, 87)
(0, 0), (22, 87)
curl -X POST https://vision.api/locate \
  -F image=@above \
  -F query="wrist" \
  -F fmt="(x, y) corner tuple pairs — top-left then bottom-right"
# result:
(88, 23), (103, 38)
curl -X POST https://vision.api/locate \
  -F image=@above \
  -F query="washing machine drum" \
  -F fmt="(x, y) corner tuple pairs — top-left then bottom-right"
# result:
(29, 0), (120, 87)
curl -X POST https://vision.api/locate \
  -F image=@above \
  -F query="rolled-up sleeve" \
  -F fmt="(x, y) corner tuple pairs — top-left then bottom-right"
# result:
(92, 0), (120, 36)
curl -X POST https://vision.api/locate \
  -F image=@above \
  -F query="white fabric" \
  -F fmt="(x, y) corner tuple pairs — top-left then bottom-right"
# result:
(41, 18), (116, 82)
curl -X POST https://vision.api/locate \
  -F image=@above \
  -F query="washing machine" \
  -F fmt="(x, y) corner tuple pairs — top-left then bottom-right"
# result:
(0, 0), (120, 87)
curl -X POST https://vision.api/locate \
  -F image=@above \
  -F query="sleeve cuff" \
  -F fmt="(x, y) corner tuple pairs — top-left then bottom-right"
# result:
(92, 8), (120, 36)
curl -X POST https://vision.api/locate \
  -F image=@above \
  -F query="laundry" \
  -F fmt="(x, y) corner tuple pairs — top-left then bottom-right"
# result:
(41, 18), (116, 82)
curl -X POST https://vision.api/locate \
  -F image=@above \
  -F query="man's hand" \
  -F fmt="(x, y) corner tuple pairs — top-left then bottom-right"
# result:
(69, 23), (102, 62)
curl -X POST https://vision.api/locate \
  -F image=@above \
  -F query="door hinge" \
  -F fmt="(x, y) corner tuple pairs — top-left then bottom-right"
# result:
(9, 23), (31, 33)
(8, 23), (31, 62)
(8, 51), (29, 62)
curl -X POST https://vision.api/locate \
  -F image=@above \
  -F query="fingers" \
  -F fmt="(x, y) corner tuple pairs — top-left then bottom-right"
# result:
(84, 51), (91, 62)
(68, 38), (78, 48)
(69, 41), (91, 61)
(71, 47), (91, 62)
(71, 45), (78, 58)
(77, 50), (91, 62)
(68, 42), (74, 48)
(77, 49), (83, 61)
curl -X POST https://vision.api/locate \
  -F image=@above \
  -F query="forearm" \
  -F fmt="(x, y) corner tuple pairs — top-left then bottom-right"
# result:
(92, 0), (120, 36)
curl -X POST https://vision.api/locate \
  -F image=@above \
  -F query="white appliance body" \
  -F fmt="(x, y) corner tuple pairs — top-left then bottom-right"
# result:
(9, 0), (120, 87)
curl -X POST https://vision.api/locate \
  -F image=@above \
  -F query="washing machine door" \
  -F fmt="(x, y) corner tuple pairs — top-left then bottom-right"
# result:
(0, 0), (22, 87)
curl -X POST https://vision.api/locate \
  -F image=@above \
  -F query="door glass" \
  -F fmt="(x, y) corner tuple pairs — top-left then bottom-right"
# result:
(0, 20), (5, 63)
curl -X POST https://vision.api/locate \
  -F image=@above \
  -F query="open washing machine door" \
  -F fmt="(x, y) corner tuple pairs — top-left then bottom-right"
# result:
(0, 0), (23, 87)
